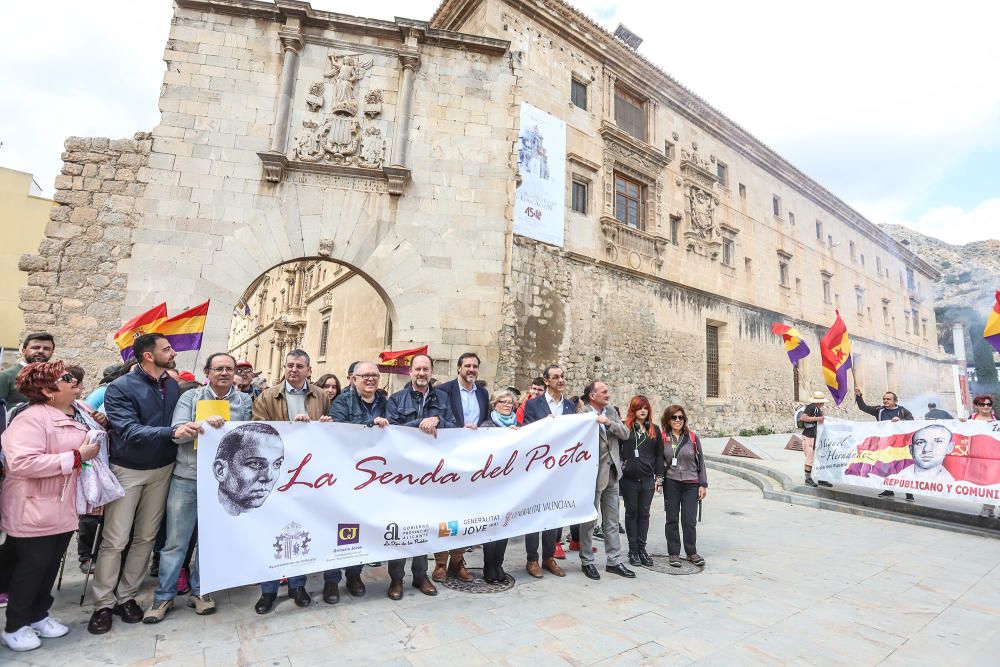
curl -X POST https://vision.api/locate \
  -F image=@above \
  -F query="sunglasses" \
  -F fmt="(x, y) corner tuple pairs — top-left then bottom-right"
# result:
(59, 373), (78, 384)
(977, 402), (993, 407)
(669, 415), (686, 421)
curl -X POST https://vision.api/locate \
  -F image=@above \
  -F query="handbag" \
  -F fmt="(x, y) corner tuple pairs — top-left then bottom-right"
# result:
(75, 429), (125, 514)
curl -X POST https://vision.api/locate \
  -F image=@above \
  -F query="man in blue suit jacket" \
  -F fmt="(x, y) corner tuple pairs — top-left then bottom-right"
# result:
(521, 364), (575, 579)
(432, 352), (489, 583)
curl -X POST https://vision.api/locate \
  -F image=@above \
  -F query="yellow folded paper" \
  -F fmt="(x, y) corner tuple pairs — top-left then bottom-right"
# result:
(194, 400), (230, 449)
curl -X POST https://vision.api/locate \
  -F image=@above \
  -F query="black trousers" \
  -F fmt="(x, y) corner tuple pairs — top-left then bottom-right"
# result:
(620, 475), (655, 552)
(4, 531), (73, 632)
(664, 478), (699, 557)
(524, 528), (558, 562)
(0, 538), (16, 593)
(569, 524), (580, 542)
(482, 539), (508, 570)
(78, 514), (103, 563)
(388, 555), (428, 582)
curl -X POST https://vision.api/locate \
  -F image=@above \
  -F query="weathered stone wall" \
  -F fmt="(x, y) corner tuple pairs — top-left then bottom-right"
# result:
(18, 134), (151, 387)
(499, 238), (954, 434)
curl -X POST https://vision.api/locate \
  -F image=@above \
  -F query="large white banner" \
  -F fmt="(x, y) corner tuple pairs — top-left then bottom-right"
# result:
(197, 414), (598, 593)
(514, 102), (567, 247)
(814, 418), (1000, 502)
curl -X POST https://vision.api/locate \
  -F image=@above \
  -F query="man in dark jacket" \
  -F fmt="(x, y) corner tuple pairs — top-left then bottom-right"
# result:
(854, 387), (915, 500)
(431, 352), (488, 583)
(88, 333), (202, 635)
(324, 360), (388, 603)
(384, 354), (455, 600)
(0, 332), (55, 407)
(521, 363), (575, 579)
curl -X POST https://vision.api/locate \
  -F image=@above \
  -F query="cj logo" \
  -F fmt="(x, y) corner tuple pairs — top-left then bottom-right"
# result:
(438, 520), (459, 537)
(384, 523), (400, 541)
(337, 523), (360, 545)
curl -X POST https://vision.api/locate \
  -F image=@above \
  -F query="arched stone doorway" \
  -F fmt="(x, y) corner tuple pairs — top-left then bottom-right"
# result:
(227, 258), (393, 386)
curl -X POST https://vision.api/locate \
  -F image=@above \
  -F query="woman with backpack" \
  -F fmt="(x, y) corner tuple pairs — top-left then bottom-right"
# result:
(661, 404), (708, 568)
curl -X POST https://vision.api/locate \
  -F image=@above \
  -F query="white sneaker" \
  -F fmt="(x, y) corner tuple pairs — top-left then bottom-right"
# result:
(980, 506), (995, 518)
(1, 626), (42, 651)
(30, 616), (69, 638)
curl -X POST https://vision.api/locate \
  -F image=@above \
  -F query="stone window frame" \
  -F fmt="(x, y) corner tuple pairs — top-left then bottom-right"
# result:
(613, 83), (648, 143)
(716, 160), (729, 188)
(777, 249), (792, 288)
(772, 194), (783, 219)
(821, 270), (833, 304)
(669, 214), (681, 246)
(704, 317), (731, 404)
(719, 222), (739, 269)
(570, 76), (588, 111)
(882, 297), (891, 327)
(855, 286), (865, 316)
(318, 316), (331, 359)
(613, 172), (644, 229)
(738, 183), (747, 199)
(571, 177), (590, 215)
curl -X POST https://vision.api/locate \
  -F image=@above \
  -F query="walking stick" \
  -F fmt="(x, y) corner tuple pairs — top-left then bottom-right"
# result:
(80, 521), (102, 606)
(56, 543), (68, 591)
(698, 500), (703, 523)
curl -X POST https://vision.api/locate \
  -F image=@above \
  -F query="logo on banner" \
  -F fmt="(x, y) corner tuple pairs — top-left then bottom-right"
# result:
(438, 520), (459, 537)
(273, 522), (311, 560)
(337, 523), (360, 545)
(385, 522), (430, 546)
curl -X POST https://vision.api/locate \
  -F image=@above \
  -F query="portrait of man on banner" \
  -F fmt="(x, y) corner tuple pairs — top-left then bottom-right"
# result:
(213, 423), (285, 516)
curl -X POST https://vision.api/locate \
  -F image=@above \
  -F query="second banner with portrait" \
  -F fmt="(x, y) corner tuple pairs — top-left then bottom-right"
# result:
(196, 414), (598, 593)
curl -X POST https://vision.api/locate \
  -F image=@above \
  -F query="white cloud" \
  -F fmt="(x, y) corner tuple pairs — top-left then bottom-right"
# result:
(883, 198), (1000, 246)
(2, 0), (997, 247)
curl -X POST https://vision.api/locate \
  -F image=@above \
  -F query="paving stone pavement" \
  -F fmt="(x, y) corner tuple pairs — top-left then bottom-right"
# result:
(7, 470), (1000, 666)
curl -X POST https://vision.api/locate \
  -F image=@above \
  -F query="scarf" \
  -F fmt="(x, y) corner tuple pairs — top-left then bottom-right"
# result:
(491, 410), (516, 427)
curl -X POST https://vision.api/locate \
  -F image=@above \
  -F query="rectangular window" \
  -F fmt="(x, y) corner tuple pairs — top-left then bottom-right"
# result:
(722, 237), (734, 266)
(738, 183), (747, 199)
(822, 274), (832, 304)
(860, 253), (865, 267)
(905, 310), (911, 334)
(788, 211), (795, 225)
(856, 288), (864, 315)
(815, 219), (823, 240)
(614, 173), (643, 229)
(716, 161), (729, 187)
(882, 301), (890, 325)
(664, 140), (675, 161)
(906, 267), (915, 290)
(772, 194), (782, 218)
(911, 307), (919, 334)
(779, 260), (789, 287)
(318, 318), (330, 357)
(876, 256), (882, 274)
(571, 180), (588, 214)
(850, 240), (857, 262)
(570, 78), (587, 110)
(827, 234), (833, 250)
(922, 318), (928, 339)
(614, 85), (646, 142)
(670, 215), (681, 245)
(706, 324), (720, 399)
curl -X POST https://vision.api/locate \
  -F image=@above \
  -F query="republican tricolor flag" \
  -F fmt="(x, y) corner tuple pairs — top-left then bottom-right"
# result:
(984, 291), (1000, 355)
(378, 345), (428, 376)
(114, 303), (168, 361)
(820, 310), (852, 405)
(157, 300), (210, 353)
(771, 322), (810, 367)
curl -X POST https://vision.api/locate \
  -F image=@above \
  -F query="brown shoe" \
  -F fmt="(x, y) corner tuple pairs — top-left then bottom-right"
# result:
(113, 599), (144, 624)
(526, 559), (543, 578)
(387, 579), (404, 600)
(322, 581), (340, 604)
(413, 577), (438, 596)
(543, 557), (566, 577)
(88, 607), (113, 635)
(448, 557), (475, 582)
(431, 552), (448, 582)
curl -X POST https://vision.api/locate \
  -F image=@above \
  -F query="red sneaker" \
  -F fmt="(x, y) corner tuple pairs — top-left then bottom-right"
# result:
(553, 542), (566, 559)
(568, 539), (580, 552)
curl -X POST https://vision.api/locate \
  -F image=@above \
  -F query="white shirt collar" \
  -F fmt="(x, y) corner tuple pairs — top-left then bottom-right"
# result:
(285, 380), (309, 395)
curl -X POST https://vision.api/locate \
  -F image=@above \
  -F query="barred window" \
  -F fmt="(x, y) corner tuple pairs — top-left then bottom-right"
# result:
(318, 318), (330, 357)
(706, 324), (720, 398)
(614, 85), (646, 142)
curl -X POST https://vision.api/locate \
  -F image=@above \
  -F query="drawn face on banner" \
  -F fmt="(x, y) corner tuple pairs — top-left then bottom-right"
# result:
(213, 423), (285, 516)
(909, 424), (954, 471)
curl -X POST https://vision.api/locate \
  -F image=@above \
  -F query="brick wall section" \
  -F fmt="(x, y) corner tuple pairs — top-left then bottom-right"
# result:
(18, 133), (151, 385)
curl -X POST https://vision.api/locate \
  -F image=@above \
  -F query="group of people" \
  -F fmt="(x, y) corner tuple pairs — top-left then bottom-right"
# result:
(0, 332), (709, 653)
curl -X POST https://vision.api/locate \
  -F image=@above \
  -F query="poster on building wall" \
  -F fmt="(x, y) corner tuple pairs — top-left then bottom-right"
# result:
(513, 102), (567, 247)
(196, 414), (598, 593)
(814, 418), (1000, 503)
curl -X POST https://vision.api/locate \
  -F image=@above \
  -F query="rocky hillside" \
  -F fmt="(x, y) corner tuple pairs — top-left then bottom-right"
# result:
(880, 224), (1000, 311)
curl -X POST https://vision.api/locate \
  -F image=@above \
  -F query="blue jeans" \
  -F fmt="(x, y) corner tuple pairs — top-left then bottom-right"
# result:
(154, 476), (199, 601)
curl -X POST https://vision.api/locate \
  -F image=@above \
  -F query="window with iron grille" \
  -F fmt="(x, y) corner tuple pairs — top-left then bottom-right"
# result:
(570, 78), (587, 110)
(318, 318), (330, 357)
(614, 173), (643, 229)
(706, 324), (720, 398)
(614, 85), (646, 142)
(571, 180), (588, 214)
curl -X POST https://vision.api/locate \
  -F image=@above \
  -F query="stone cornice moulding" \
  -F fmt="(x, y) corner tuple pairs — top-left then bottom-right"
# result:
(175, 0), (509, 55)
(567, 152), (601, 172)
(599, 122), (670, 170)
(431, 0), (938, 282)
(256, 151), (411, 195)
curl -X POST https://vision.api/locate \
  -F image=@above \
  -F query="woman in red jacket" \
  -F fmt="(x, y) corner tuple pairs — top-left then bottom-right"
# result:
(0, 362), (100, 652)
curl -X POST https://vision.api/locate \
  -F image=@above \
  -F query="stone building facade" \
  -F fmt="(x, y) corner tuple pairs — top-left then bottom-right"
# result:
(20, 0), (954, 432)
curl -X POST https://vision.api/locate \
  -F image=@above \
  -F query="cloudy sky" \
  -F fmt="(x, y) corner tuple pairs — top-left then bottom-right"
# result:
(2, 0), (997, 244)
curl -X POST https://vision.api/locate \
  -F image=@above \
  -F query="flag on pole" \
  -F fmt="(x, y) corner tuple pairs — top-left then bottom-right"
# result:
(770, 322), (810, 366)
(378, 345), (428, 376)
(157, 300), (210, 353)
(114, 303), (168, 361)
(820, 310), (853, 405)
(984, 291), (1000, 355)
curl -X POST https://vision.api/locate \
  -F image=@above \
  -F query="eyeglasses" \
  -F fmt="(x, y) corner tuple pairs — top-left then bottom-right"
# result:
(495, 400), (514, 406)
(58, 373), (78, 385)
(358, 373), (380, 380)
(669, 415), (686, 421)
(209, 367), (234, 374)
(977, 402), (993, 407)
(284, 363), (307, 370)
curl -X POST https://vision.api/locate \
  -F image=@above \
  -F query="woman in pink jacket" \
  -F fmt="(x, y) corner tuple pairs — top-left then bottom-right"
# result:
(0, 362), (100, 653)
